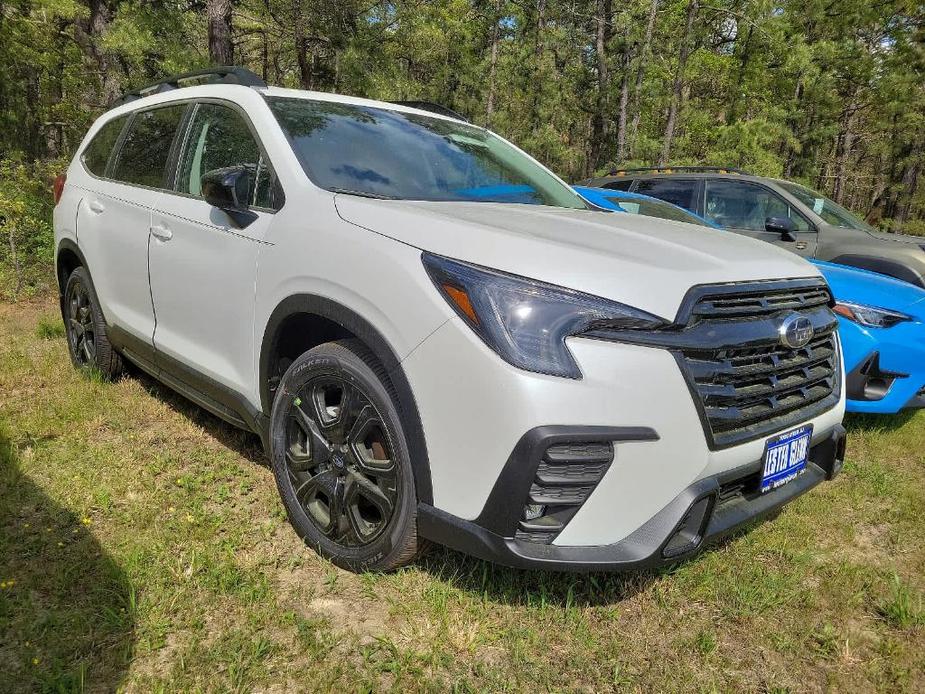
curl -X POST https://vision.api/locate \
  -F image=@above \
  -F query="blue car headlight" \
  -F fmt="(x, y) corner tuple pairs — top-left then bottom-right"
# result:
(422, 253), (666, 378)
(834, 301), (912, 329)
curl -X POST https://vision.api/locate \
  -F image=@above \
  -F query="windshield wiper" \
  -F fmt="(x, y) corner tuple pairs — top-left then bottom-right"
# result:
(329, 188), (399, 200)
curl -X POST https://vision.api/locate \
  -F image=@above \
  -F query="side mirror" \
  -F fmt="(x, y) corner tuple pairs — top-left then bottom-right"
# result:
(201, 166), (258, 228)
(765, 216), (797, 241)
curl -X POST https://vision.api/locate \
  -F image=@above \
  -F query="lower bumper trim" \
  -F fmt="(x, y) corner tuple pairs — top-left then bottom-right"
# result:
(904, 388), (925, 411)
(418, 424), (847, 572)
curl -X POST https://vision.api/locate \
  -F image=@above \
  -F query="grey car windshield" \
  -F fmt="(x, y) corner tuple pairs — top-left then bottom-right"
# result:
(779, 181), (875, 232)
(267, 97), (586, 209)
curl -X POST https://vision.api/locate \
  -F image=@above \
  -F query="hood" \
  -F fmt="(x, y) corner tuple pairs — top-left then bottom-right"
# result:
(866, 229), (925, 248)
(335, 197), (821, 320)
(812, 260), (925, 320)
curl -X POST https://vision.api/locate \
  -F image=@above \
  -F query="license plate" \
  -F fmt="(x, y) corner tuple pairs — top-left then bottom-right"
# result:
(760, 425), (813, 493)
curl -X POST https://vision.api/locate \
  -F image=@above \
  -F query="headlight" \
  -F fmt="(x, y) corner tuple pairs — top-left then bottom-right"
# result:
(422, 253), (666, 378)
(833, 301), (911, 329)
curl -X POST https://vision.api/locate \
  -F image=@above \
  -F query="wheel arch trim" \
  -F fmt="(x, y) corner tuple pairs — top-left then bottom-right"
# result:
(56, 238), (90, 291)
(828, 253), (925, 289)
(259, 294), (433, 504)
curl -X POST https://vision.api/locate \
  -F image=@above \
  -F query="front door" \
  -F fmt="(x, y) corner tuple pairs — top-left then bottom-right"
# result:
(702, 179), (818, 257)
(148, 101), (282, 404)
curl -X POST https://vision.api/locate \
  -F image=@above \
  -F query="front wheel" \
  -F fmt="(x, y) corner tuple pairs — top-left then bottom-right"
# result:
(269, 339), (419, 572)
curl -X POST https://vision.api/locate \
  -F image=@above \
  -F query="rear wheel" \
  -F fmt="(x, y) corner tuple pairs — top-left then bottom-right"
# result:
(63, 267), (123, 379)
(269, 339), (419, 572)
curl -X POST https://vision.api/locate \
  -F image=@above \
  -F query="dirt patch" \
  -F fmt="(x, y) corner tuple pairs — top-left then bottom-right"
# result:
(849, 523), (892, 564)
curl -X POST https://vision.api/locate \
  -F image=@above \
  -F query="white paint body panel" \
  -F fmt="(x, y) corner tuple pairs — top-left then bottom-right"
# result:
(149, 194), (270, 398)
(69, 182), (157, 343)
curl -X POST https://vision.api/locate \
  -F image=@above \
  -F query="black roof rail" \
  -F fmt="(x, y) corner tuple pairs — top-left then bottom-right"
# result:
(606, 166), (750, 176)
(390, 101), (470, 122)
(110, 66), (267, 108)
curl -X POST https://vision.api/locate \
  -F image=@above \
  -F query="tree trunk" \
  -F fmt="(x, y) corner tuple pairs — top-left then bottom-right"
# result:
(72, 0), (121, 106)
(629, 0), (658, 156)
(207, 0), (234, 66)
(529, 0), (547, 134)
(895, 151), (922, 224)
(588, 0), (613, 173)
(6, 221), (22, 298)
(832, 102), (858, 204)
(782, 78), (803, 177)
(23, 71), (42, 160)
(485, 0), (502, 126)
(726, 24), (754, 124)
(291, 0), (313, 88)
(615, 62), (630, 164)
(659, 0), (698, 166)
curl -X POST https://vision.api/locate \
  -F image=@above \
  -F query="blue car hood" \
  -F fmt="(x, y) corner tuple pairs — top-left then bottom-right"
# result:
(812, 260), (925, 320)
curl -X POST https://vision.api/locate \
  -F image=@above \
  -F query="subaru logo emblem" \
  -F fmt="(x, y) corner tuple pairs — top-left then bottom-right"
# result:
(779, 313), (814, 349)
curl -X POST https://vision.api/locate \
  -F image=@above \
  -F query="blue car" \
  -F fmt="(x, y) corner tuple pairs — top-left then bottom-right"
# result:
(574, 186), (925, 414)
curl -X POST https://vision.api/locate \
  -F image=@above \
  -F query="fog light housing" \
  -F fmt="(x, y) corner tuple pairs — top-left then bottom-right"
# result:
(662, 496), (713, 559)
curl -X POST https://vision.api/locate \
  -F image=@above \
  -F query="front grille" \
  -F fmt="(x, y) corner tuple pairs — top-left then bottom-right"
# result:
(676, 280), (840, 449)
(690, 284), (831, 319)
(514, 442), (613, 544)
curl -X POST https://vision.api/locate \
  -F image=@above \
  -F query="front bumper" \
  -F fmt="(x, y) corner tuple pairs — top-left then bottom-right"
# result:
(402, 316), (846, 545)
(839, 316), (925, 414)
(418, 424), (847, 571)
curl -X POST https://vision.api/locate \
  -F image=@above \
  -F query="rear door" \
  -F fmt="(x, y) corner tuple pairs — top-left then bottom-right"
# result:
(701, 179), (818, 257)
(76, 104), (187, 345)
(633, 178), (701, 215)
(148, 101), (282, 401)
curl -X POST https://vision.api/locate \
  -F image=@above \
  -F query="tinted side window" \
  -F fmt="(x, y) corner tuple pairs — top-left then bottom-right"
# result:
(82, 116), (128, 176)
(704, 180), (811, 232)
(111, 105), (186, 189)
(177, 103), (280, 210)
(603, 179), (634, 191)
(634, 178), (697, 211)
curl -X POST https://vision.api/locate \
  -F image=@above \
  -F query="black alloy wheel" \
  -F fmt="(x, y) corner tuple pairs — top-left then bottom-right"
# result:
(270, 339), (419, 571)
(285, 375), (398, 546)
(62, 267), (123, 379)
(66, 277), (96, 367)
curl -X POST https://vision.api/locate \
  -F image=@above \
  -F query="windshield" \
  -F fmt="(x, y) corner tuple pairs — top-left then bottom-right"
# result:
(779, 181), (875, 232)
(268, 97), (586, 209)
(605, 193), (710, 226)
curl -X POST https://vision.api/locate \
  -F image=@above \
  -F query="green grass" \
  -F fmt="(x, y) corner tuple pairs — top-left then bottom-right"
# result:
(1, 298), (923, 692)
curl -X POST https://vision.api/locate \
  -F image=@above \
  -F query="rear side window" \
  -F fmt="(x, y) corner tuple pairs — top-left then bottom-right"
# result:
(176, 103), (281, 210)
(635, 178), (697, 211)
(82, 116), (128, 176)
(604, 179), (634, 191)
(111, 105), (186, 189)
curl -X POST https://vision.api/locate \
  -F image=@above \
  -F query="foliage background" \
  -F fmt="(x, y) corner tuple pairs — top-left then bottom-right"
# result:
(1, 0), (925, 297)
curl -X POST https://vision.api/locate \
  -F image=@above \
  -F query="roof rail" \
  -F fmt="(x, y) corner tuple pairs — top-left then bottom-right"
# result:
(390, 101), (470, 122)
(606, 166), (750, 176)
(110, 66), (267, 108)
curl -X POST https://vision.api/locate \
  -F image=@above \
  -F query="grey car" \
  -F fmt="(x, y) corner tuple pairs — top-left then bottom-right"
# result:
(581, 167), (925, 288)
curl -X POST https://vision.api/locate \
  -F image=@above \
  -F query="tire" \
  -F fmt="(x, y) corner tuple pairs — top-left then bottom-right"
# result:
(62, 267), (123, 380)
(269, 339), (419, 572)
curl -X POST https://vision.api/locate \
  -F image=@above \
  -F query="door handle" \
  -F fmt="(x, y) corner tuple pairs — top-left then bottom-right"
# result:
(150, 224), (173, 241)
(88, 200), (105, 214)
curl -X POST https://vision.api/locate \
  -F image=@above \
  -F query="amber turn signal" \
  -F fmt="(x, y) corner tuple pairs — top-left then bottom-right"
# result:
(442, 283), (479, 325)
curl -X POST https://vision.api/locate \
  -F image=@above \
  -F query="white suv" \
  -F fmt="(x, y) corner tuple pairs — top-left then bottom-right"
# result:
(53, 68), (847, 572)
